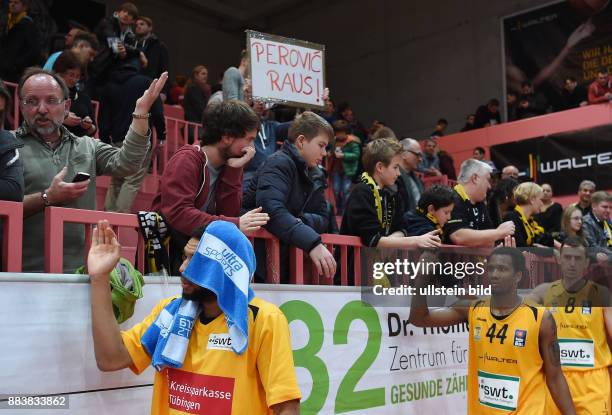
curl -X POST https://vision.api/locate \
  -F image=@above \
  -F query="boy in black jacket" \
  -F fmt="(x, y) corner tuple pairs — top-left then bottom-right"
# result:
(341, 138), (440, 249)
(404, 185), (455, 237)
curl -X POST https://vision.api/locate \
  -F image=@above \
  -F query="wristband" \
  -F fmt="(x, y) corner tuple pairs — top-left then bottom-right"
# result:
(132, 112), (151, 119)
(41, 190), (51, 206)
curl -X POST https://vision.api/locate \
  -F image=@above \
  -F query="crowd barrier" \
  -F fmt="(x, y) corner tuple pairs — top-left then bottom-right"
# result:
(1, 202), (580, 289)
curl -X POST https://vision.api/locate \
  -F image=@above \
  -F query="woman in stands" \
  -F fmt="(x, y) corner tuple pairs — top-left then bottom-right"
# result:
(487, 177), (518, 228)
(503, 182), (554, 248)
(53, 50), (97, 137)
(553, 205), (584, 248)
(534, 183), (563, 234)
(182, 64), (211, 142)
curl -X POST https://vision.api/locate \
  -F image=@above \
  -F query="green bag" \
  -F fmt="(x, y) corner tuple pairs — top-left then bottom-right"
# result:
(77, 258), (145, 323)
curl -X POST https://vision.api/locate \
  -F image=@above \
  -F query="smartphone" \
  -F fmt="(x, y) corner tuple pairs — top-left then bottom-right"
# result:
(72, 172), (91, 183)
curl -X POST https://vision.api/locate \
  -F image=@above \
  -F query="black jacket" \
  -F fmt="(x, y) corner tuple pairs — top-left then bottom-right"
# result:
(0, 15), (41, 82)
(135, 34), (170, 94)
(243, 142), (328, 252)
(404, 210), (436, 236)
(503, 210), (554, 249)
(397, 169), (424, 213)
(340, 182), (406, 247)
(0, 130), (24, 201)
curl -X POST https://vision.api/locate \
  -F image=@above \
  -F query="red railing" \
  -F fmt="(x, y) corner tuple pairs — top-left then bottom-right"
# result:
(44, 207), (145, 274)
(0, 201), (23, 272)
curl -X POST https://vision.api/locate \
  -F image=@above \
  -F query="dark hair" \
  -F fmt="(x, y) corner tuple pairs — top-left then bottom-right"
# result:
(335, 101), (351, 115)
(18, 67), (69, 100)
(119, 2), (139, 19)
(288, 111), (333, 143)
(565, 76), (577, 83)
(474, 146), (485, 155)
(362, 138), (402, 175)
(599, 67), (609, 74)
(52, 50), (82, 74)
(488, 98), (500, 106)
(333, 119), (350, 133)
(488, 247), (527, 276)
(417, 185), (455, 211)
(371, 126), (396, 140)
(137, 16), (153, 27)
(73, 31), (99, 51)
(560, 235), (588, 253)
(521, 81), (532, 88)
(240, 49), (248, 61)
(201, 100), (259, 145)
(67, 19), (88, 31)
(437, 118), (448, 125)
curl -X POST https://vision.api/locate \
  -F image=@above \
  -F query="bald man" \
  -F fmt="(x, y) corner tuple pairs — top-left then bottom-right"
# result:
(501, 165), (519, 179)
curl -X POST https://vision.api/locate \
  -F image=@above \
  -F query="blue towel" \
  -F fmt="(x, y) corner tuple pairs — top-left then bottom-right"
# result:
(141, 221), (256, 371)
(141, 297), (199, 371)
(182, 221), (255, 354)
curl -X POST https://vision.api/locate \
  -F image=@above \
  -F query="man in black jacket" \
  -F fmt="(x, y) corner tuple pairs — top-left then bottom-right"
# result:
(243, 111), (336, 283)
(0, 0), (41, 82)
(0, 129), (24, 270)
(134, 16), (169, 99)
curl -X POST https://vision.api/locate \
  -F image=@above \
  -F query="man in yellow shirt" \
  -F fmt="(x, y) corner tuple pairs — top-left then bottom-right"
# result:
(528, 235), (612, 414)
(87, 219), (301, 414)
(410, 239), (575, 414)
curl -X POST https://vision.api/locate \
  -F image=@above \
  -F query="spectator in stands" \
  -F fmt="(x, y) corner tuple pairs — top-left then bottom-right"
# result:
(571, 179), (596, 216)
(460, 114), (475, 132)
(222, 49), (249, 101)
(534, 183), (562, 234)
(336, 102), (368, 142)
(417, 138), (441, 176)
(243, 100), (290, 191)
(0, 0), (41, 82)
(507, 92), (518, 122)
(430, 118), (447, 137)
(503, 182), (553, 248)
(553, 205), (583, 245)
(53, 51), (96, 137)
(103, 67), (167, 214)
(474, 98), (501, 128)
(152, 100), (268, 275)
(582, 191), (612, 263)
(341, 138), (441, 249)
(472, 146), (497, 172)
(560, 76), (587, 110)
(368, 120), (386, 140)
(370, 126), (396, 141)
(320, 96), (337, 124)
(444, 159), (515, 246)
(17, 68), (165, 272)
(44, 31), (99, 71)
(134, 16), (169, 100)
(487, 177), (518, 228)
(168, 74), (186, 105)
(404, 184), (455, 237)
(86, 220), (301, 415)
(587, 68), (612, 105)
(91, 2), (140, 95)
(516, 81), (549, 119)
(501, 164), (519, 180)
(330, 120), (361, 214)
(182, 65), (211, 138)
(0, 79), (11, 130)
(0, 128), (23, 202)
(437, 150), (457, 180)
(243, 111), (336, 283)
(397, 138), (424, 213)
(63, 22), (88, 49)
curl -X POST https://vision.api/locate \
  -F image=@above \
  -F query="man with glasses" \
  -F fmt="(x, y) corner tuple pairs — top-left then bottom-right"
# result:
(444, 159), (515, 246)
(16, 67), (167, 272)
(397, 138), (425, 212)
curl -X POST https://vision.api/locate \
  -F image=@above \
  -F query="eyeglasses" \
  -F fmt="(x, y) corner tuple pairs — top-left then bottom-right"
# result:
(21, 97), (66, 108)
(405, 150), (423, 158)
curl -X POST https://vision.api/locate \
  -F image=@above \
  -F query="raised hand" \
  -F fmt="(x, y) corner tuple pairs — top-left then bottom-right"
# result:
(134, 72), (169, 115)
(87, 220), (121, 280)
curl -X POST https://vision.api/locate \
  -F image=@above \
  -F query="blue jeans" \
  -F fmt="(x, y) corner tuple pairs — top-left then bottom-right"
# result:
(332, 172), (352, 214)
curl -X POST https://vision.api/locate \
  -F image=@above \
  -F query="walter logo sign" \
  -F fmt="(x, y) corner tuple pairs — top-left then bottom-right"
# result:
(247, 30), (325, 109)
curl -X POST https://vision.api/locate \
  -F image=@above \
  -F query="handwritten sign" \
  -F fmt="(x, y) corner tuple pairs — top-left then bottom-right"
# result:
(247, 30), (325, 109)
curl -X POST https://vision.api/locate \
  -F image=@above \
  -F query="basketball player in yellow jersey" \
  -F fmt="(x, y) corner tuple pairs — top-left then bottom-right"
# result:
(410, 242), (576, 414)
(528, 235), (612, 415)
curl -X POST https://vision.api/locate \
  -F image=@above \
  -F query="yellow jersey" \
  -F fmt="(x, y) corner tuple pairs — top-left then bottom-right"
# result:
(543, 279), (612, 371)
(468, 298), (547, 414)
(121, 296), (301, 415)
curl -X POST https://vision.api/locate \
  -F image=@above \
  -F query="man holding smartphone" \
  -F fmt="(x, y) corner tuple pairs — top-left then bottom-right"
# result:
(16, 67), (167, 272)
